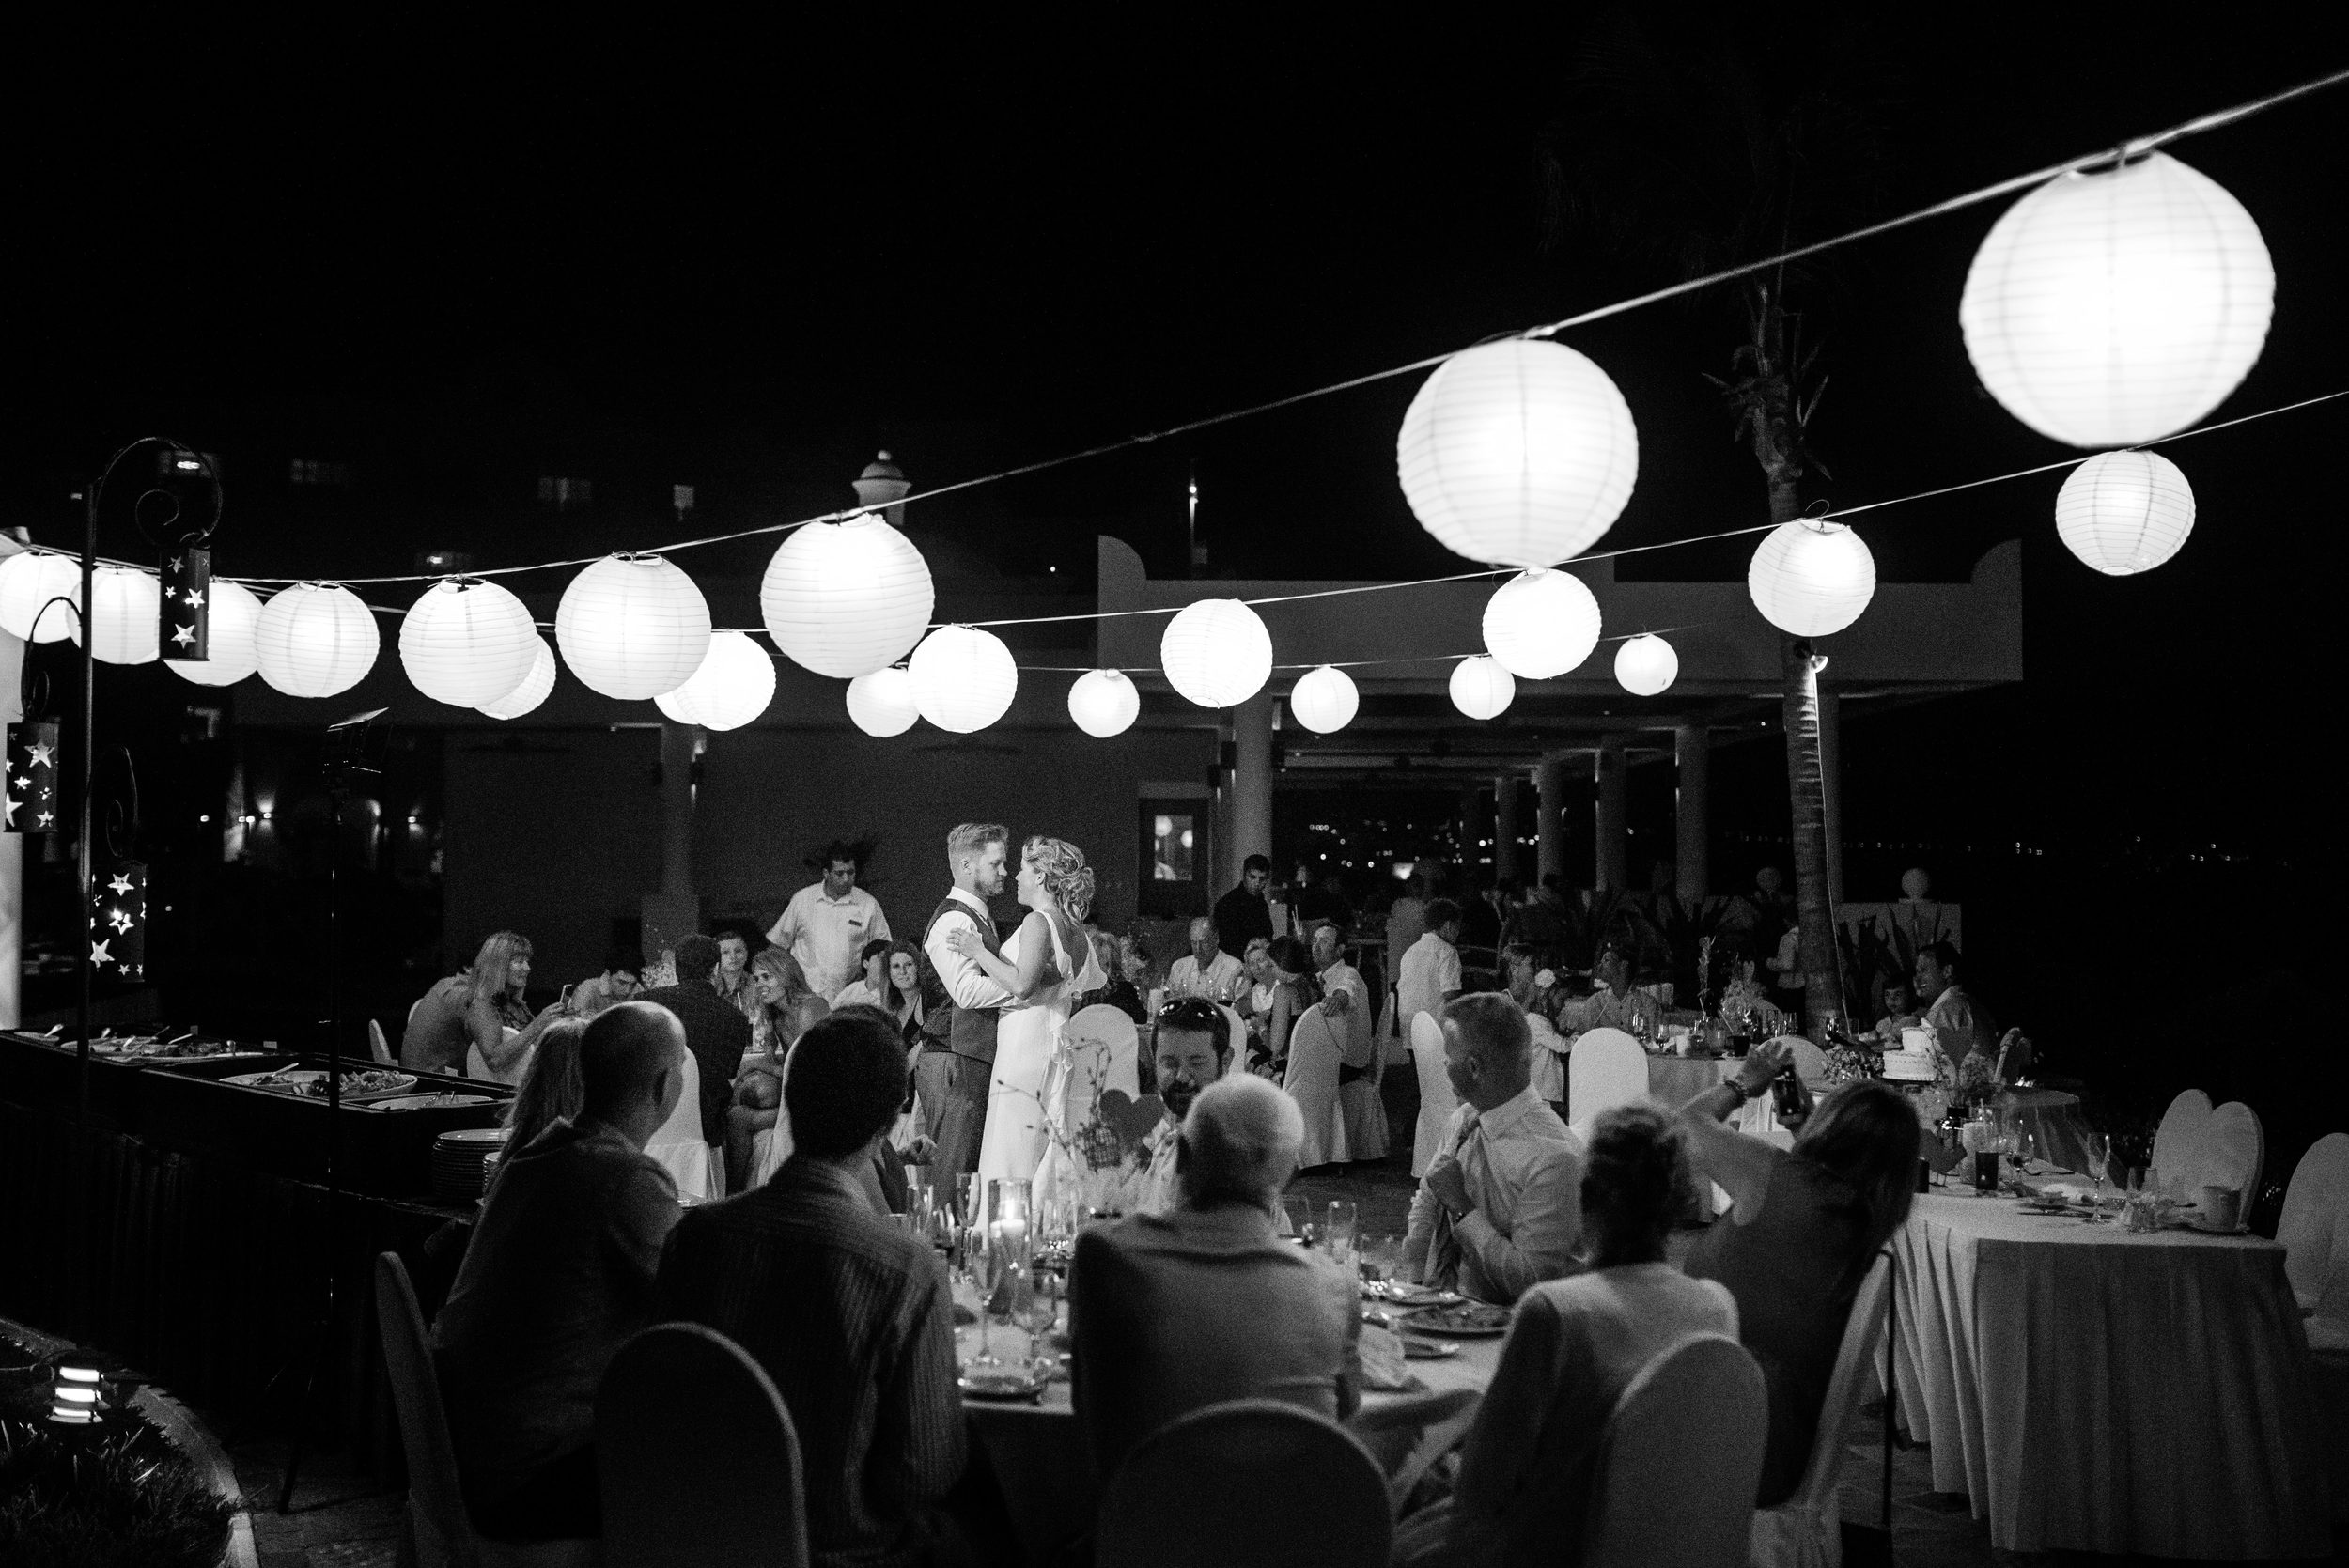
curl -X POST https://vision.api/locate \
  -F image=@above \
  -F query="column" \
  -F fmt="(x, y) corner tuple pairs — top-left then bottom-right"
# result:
(1535, 750), (1571, 888)
(1493, 775), (1521, 884)
(1818, 688), (1844, 908)
(1594, 737), (1628, 893)
(1674, 722), (1710, 904)
(641, 719), (704, 964)
(1229, 690), (1274, 891)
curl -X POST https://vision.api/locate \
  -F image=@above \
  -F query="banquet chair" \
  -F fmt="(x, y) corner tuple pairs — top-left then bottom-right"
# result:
(1219, 1003), (1252, 1079)
(374, 1252), (599, 1568)
(1408, 1013), (1456, 1177)
(1064, 1003), (1143, 1103)
(2151, 1088), (2215, 1196)
(368, 1018), (396, 1064)
(1335, 984), (1389, 1163)
(1282, 1003), (1349, 1169)
(1585, 1333), (1766, 1568)
(1567, 1027), (1646, 1141)
(1750, 1251), (1892, 1568)
(644, 1048), (719, 1200)
(1777, 1035), (1827, 1085)
(2280, 1132), (2349, 1315)
(2192, 1101), (2265, 1218)
(1097, 1399), (1389, 1568)
(597, 1323), (807, 1568)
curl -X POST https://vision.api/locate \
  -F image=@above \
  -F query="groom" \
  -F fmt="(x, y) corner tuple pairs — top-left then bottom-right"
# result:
(919, 821), (1016, 1178)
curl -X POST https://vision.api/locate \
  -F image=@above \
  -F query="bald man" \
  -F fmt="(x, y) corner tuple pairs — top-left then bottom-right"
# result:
(435, 1002), (686, 1543)
(1068, 1076), (1361, 1480)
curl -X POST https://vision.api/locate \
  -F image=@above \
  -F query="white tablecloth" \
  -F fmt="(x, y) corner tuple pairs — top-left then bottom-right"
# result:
(1890, 1193), (2330, 1557)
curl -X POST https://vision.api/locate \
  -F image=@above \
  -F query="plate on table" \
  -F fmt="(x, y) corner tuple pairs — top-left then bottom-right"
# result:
(224, 1069), (417, 1098)
(374, 1093), (497, 1111)
(1401, 1302), (1511, 1338)
(1398, 1336), (1460, 1360)
(958, 1366), (1050, 1401)
(1368, 1281), (1462, 1308)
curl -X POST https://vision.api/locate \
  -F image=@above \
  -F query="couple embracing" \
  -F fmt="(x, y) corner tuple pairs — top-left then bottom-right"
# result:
(918, 822), (1106, 1189)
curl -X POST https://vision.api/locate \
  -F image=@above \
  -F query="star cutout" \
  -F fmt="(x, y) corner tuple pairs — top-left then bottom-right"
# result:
(28, 742), (54, 768)
(2, 797), (16, 828)
(36, 811), (54, 829)
(184, 589), (204, 609)
(172, 624), (195, 648)
(89, 939), (111, 964)
(109, 908), (134, 933)
(109, 873), (133, 895)
(169, 555), (183, 572)
(10, 776), (25, 792)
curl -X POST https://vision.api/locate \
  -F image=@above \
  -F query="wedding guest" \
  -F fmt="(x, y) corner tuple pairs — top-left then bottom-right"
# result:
(1504, 945), (1570, 1117)
(768, 838), (894, 1002)
(502, 1017), (589, 1156)
(1400, 993), (1583, 1305)
(1385, 873), (1431, 1007)
(1312, 924), (1382, 1158)
(726, 947), (832, 1190)
(1311, 924), (1369, 1019)
(1166, 917), (1244, 1003)
(658, 1008), (971, 1565)
(712, 927), (759, 1029)
(568, 954), (642, 1016)
(1072, 927), (1148, 1023)
(403, 931), (537, 1079)
(1130, 998), (1235, 1215)
(637, 934), (753, 1148)
(1873, 979), (1920, 1039)
(830, 938), (899, 1013)
(1237, 936), (1275, 1033)
(1679, 1044), (1920, 1506)
(1396, 899), (1464, 1037)
(1071, 1075), (1361, 1480)
(1255, 935), (1316, 1074)
(1581, 939), (1660, 1039)
(1212, 854), (1277, 959)
(1766, 924), (1808, 1017)
(1392, 1104), (1735, 1567)
(1914, 941), (2005, 1068)
(1116, 928), (1159, 997)
(434, 1003), (685, 1543)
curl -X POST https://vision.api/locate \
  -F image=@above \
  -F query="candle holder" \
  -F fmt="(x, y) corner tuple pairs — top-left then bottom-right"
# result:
(48, 1362), (108, 1426)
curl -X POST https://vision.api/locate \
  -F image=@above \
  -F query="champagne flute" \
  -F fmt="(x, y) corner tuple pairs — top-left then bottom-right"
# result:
(1019, 1260), (1061, 1369)
(2086, 1134), (2110, 1205)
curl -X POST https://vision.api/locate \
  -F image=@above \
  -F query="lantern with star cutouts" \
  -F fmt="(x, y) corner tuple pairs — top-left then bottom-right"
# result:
(90, 860), (148, 983)
(3, 721), (62, 835)
(161, 547), (212, 664)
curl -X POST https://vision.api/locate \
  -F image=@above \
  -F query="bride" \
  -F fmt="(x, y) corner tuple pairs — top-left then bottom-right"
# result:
(952, 834), (1104, 1187)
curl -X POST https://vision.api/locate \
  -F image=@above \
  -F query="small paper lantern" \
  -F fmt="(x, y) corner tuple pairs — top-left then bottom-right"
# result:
(75, 566), (161, 664)
(1482, 568), (1601, 678)
(89, 857), (148, 983)
(168, 579), (264, 687)
(4, 720), (61, 834)
(1448, 655), (1515, 720)
(398, 579), (537, 706)
(654, 630), (777, 731)
(908, 626), (1018, 733)
(160, 548), (210, 663)
(1066, 669), (1141, 738)
(1397, 339), (1640, 567)
(554, 554), (712, 700)
(1960, 152), (2273, 448)
(759, 514), (935, 678)
(846, 666), (920, 737)
(478, 635), (557, 720)
(255, 582), (381, 698)
(1287, 665), (1360, 734)
(2053, 449), (2195, 575)
(1613, 634), (1678, 695)
(1748, 520), (1876, 638)
(0, 551), (82, 644)
(1159, 598), (1273, 708)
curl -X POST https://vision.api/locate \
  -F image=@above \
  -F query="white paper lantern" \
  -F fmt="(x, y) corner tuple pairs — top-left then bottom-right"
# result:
(1482, 567), (1601, 678)
(1287, 665), (1360, 734)
(653, 630), (776, 732)
(478, 635), (557, 719)
(1066, 669), (1141, 738)
(759, 514), (935, 678)
(907, 626), (1018, 733)
(1613, 634), (1679, 696)
(1448, 655), (1515, 720)
(846, 666), (920, 737)
(1748, 520), (1876, 637)
(0, 551), (82, 644)
(74, 566), (161, 664)
(554, 554), (711, 700)
(1960, 152), (2272, 448)
(169, 578), (264, 687)
(1397, 338), (1640, 567)
(398, 578), (537, 706)
(255, 582), (381, 698)
(1159, 598), (1273, 708)
(2053, 449), (2195, 575)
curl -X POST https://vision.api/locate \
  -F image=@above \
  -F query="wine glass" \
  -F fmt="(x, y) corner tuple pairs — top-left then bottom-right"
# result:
(1018, 1260), (1061, 1370)
(1323, 1200), (1360, 1278)
(1360, 1234), (1400, 1291)
(2086, 1134), (2110, 1205)
(1281, 1196), (1316, 1245)
(962, 1231), (1008, 1368)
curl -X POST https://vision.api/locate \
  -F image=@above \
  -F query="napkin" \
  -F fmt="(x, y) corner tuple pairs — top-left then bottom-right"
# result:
(1359, 1325), (1414, 1391)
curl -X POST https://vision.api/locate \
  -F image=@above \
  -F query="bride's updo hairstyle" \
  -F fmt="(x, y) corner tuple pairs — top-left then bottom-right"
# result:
(1024, 835), (1096, 920)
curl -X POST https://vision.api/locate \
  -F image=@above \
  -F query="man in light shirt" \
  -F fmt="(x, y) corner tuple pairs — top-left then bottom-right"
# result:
(769, 839), (892, 1001)
(1128, 998), (1233, 1216)
(917, 824), (1013, 1177)
(1165, 917), (1244, 1003)
(1396, 898), (1464, 1037)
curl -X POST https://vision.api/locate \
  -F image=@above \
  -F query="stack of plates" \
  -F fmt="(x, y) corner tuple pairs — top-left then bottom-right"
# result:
(432, 1126), (510, 1204)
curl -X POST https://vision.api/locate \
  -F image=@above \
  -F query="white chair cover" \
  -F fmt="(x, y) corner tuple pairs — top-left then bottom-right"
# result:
(1777, 1035), (1828, 1085)
(2151, 1088), (2214, 1196)
(1282, 1005), (1349, 1170)
(1408, 1012), (1455, 1178)
(2192, 1100), (2264, 1214)
(646, 1048), (719, 1200)
(1585, 1334), (1766, 1568)
(1329, 984), (1386, 1164)
(1750, 1253), (1892, 1568)
(366, 1019), (395, 1065)
(1529, 1013), (1569, 1105)
(1219, 1003), (1252, 1079)
(2280, 1132), (2349, 1315)
(1097, 1399), (1390, 1568)
(1035, 1006), (1145, 1210)
(1568, 1027), (1647, 1131)
(464, 1026), (530, 1087)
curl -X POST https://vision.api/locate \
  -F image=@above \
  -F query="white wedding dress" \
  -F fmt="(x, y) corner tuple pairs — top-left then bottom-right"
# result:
(976, 915), (1105, 1188)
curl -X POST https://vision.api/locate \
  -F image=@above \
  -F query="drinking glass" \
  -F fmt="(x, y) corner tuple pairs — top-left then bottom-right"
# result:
(1323, 1200), (1360, 1277)
(957, 1172), (984, 1226)
(1018, 1260), (1061, 1368)
(1359, 1234), (1400, 1288)
(1281, 1196), (1316, 1244)
(2086, 1135), (2110, 1204)
(961, 1233), (1008, 1368)
(987, 1179), (1033, 1265)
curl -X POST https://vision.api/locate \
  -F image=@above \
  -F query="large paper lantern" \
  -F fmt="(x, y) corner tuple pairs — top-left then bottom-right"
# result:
(908, 626), (1017, 733)
(255, 582), (381, 697)
(1159, 598), (1273, 708)
(654, 630), (776, 731)
(554, 554), (711, 700)
(1397, 339), (1640, 567)
(1613, 634), (1678, 696)
(1067, 669), (1140, 738)
(1448, 655), (1515, 720)
(1482, 567), (1601, 678)
(1287, 666), (1359, 734)
(75, 566), (161, 664)
(1748, 520), (1875, 637)
(0, 551), (82, 644)
(759, 514), (935, 678)
(846, 666), (920, 737)
(2053, 449), (2195, 575)
(169, 579), (264, 687)
(478, 635), (556, 719)
(1960, 152), (2272, 448)
(398, 578), (537, 706)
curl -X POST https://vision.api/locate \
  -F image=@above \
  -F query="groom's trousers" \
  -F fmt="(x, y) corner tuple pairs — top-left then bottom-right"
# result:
(916, 1048), (987, 1177)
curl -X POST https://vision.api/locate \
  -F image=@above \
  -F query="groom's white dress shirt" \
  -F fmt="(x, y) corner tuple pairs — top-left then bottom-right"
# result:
(924, 887), (1016, 1015)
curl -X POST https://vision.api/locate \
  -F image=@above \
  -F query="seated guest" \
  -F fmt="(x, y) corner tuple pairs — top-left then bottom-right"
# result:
(1254, 936), (1317, 1076)
(1579, 939), (1659, 1040)
(829, 938), (901, 1013)
(1129, 998), (1234, 1215)
(1400, 993), (1583, 1305)
(1872, 979), (1920, 1040)
(502, 1017), (589, 1155)
(1072, 927), (1148, 1022)
(638, 934), (754, 1151)
(433, 1003), (685, 1543)
(1116, 928), (1160, 997)
(402, 930), (537, 1077)
(1393, 1104), (1735, 1567)
(1165, 916), (1245, 1002)
(568, 953), (642, 1016)
(1070, 1075), (1361, 1481)
(1502, 944), (1569, 1117)
(658, 1009), (969, 1567)
(727, 947), (840, 1189)
(1678, 1043), (1920, 1506)
(713, 926), (760, 1029)
(1912, 941), (2023, 1076)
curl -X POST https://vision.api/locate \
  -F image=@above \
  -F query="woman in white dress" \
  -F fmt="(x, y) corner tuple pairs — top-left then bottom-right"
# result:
(952, 835), (1105, 1188)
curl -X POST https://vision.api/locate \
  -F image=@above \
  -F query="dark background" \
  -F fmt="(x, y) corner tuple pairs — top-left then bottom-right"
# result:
(7, 14), (2344, 1182)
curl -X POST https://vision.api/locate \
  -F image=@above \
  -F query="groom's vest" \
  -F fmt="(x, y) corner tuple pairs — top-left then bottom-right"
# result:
(926, 893), (1002, 1066)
